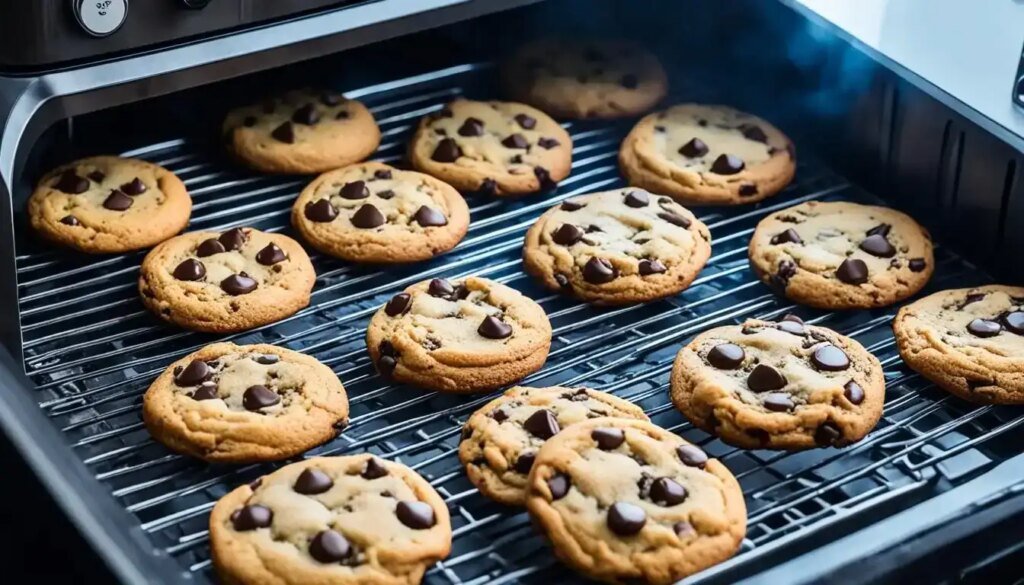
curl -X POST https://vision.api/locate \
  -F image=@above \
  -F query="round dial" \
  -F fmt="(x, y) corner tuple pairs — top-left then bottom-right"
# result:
(72, 0), (128, 37)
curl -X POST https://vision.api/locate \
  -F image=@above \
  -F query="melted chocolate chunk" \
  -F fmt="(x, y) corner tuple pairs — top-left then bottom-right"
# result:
(739, 124), (768, 143)
(547, 473), (570, 500)
(103, 190), (133, 211)
(763, 392), (794, 412)
(638, 259), (666, 276)
(243, 385), (279, 411)
(478, 178), (498, 196)
(294, 468), (333, 494)
(414, 206), (447, 227)
(561, 200), (585, 211)
(432, 138), (462, 162)
(623, 191), (649, 208)
(385, 293), (412, 317)
(771, 260), (798, 291)
(710, 154), (745, 175)
(678, 138), (709, 158)
(87, 170), (106, 183)
(121, 178), (147, 196)
(657, 212), (690, 228)
(583, 257), (617, 284)
(649, 477), (687, 506)
(707, 343), (744, 369)
(362, 457), (388, 479)
(221, 273), (258, 295)
(908, 258), (927, 272)
(340, 180), (369, 200)
(814, 422), (842, 447)
(676, 445), (707, 468)
(812, 344), (850, 371)
(292, 103), (321, 126)
(271, 122), (295, 143)
(522, 409), (560, 439)
(54, 170), (90, 194)
(534, 166), (557, 190)
(836, 258), (868, 285)
(490, 407), (509, 423)
(740, 184), (759, 197)
(967, 318), (1001, 338)
(552, 223), (584, 246)
(748, 364), (787, 392)
(591, 427), (625, 450)
(197, 238), (226, 257)
(396, 501), (435, 529)
(771, 229), (803, 245)
(538, 137), (560, 149)
(501, 134), (529, 149)
(860, 234), (896, 258)
(554, 273), (571, 288)
(351, 204), (385, 229)
(173, 259), (205, 281)
(457, 117), (485, 137)
(373, 169), (392, 180)
(305, 199), (338, 222)
(255, 354), (279, 365)
(219, 228), (248, 251)
(514, 113), (536, 129)
(478, 315), (512, 339)
(1002, 311), (1024, 335)
(191, 384), (218, 400)
(175, 360), (212, 386)
(256, 243), (286, 266)
(514, 452), (536, 474)
(231, 505), (272, 531)
(309, 530), (351, 563)
(60, 215), (80, 226)
(844, 381), (865, 405)
(866, 224), (891, 238)
(608, 501), (646, 535)
(428, 279), (455, 298)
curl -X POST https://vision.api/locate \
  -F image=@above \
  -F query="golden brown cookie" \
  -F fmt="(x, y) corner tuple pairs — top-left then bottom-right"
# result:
(670, 317), (885, 450)
(502, 38), (668, 119)
(408, 99), (572, 196)
(223, 88), (380, 174)
(748, 200), (934, 309)
(143, 343), (348, 462)
(619, 104), (795, 205)
(366, 276), (552, 393)
(459, 386), (649, 505)
(210, 455), (452, 585)
(525, 417), (746, 585)
(894, 285), (1024, 404)
(27, 155), (191, 253)
(291, 162), (469, 263)
(138, 227), (315, 333)
(522, 188), (711, 305)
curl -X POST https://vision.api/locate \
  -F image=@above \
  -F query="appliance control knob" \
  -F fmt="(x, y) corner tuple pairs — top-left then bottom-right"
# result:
(72, 0), (128, 37)
(179, 0), (211, 7)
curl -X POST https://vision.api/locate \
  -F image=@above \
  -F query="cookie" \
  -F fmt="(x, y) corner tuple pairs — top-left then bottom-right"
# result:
(210, 455), (452, 585)
(748, 200), (934, 309)
(502, 38), (668, 119)
(27, 156), (191, 253)
(525, 417), (746, 585)
(291, 162), (469, 263)
(459, 386), (649, 505)
(893, 285), (1024, 404)
(142, 343), (348, 462)
(670, 317), (885, 450)
(522, 188), (712, 305)
(222, 88), (380, 174)
(138, 227), (315, 333)
(365, 276), (552, 393)
(408, 99), (572, 197)
(619, 104), (796, 205)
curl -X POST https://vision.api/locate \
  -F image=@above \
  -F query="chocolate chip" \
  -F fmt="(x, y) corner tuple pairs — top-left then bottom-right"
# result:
(231, 505), (272, 531)
(866, 224), (892, 237)
(374, 169), (392, 180)
(255, 354), (279, 365)
(87, 170), (105, 183)
(591, 428), (625, 450)
(707, 343), (744, 369)
(553, 224), (584, 246)
(489, 407), (510, 423)
(431, 137), (462, 162)
(740, 124), (769, 143)
(710, 154), (745, 175)
(624, 191), (649, 208)
(340, 180), (369, 199)
(309, 530), (351, 563)
(219, 227), (248, 251)
(351, 204), (385, 229)
(657, 212), (691, 228)
(514, 113), (536, 129)
(1002, 311), (1024, 335)
(197, 238), (226, 257)
(271, 122), (295, 143)
(538, 137), (560, 149)
(908, 258), (927, 272)
(120, 178), (147, 196)
(748, 364), (787, 392)
(428, 278), (455, 298)
(54, 170), (90, 194)
(502, 134), (529, 149)
(620, 74), (639, 89)
(812, 345), (850, 371)
(256, 243), (286, 266)
(638, 259), (666, 276)
(60, 215), (80, 226)
(305, 199), (338, 222)
(678, 138), (709, 158)
(396, 501), (435, 529)
(479, 178), (498, 196)
(814, 422), (842, 447)
(561, 200), (585, 211)
(414, 206), (447, 227)
(362, 457), (388, 479)
(292, 103), (321, 125)
(740, 184), (759, 197)
(175, 360), (212, 386)
(548, 473), (570, 500)
(962, 293), (987, 307)
(583, 257), (617, 284)
(771, 228), (803, 245)
(378, 354), (397, 376)
(608, 502), (646, 535)
(844, 381), (865, 405)
(336, 110), (349, 120)
(514, 452), (536, 474)
(674, 521), (696, 537)
(649, 478), (687, 506)
(321, 93), (343, 106)
(294, 468), (334, 494)
(248, 477), (263, 490)
(676, 445), (707, 468)
(172, 259), (205, 282)
(458, 117), (485, 137)
(103, 190), (133, 211)
(771, 260), (798, 292)
(534, 166), (557, 190)
(967, 318), (1001, 338)
(221, 273), (258, 295)
(373, 189), (394, 200)
(385, 293), (412, 317)
(763, 393), (794, 412)
(478, 315), (512, 340)
(836, 258), (868, 285)
(523, 409), (560, 439)
(243, 385), (279, 411)
(860, 234), (896, 258)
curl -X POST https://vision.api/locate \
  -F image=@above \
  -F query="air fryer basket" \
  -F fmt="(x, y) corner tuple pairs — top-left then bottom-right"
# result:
(4, 1), (1024, 583)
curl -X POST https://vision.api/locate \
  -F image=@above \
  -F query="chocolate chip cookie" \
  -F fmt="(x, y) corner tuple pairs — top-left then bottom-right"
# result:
(223, 88), (380, 174)
(139, 227), (315, 333)
(619, 104), (796, 205)
(459, 386), (649, 505)
(210, 455), (452, 584)
(28, 156), (191, 253)
(525, 417), (746, 584)
(291, 162), (470, 263)
(365, 276), (552, 393)
(670, 317), (885, 450)
(893, 285), (1024, 404)
(502, 38), (668, 119)
(522, 188), (712, 305)
(408, 99), (572, 196)
(143, 343), (348, 462)
(748, 201), (934, 309)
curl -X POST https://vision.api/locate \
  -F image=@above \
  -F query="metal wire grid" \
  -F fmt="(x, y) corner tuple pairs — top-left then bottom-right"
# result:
(15, 62), (1024, 584)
